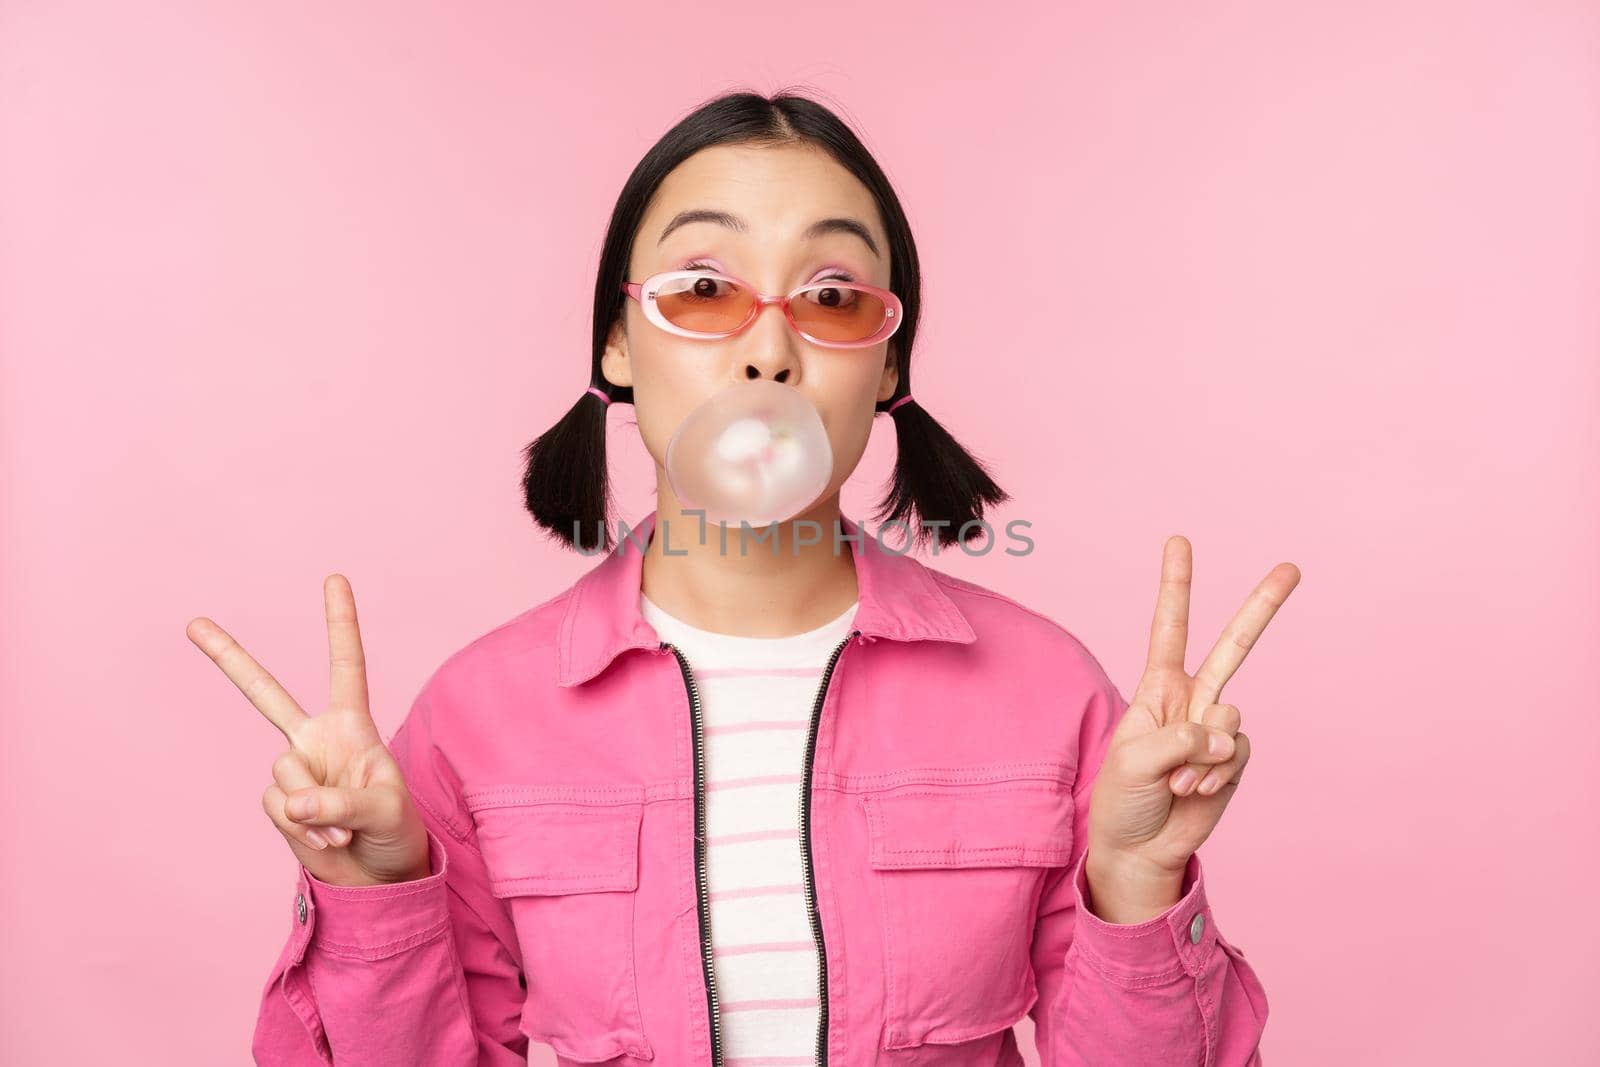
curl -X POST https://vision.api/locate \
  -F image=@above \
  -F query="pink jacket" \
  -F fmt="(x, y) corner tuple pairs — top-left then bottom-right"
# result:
(253, 510), (1268, 1065)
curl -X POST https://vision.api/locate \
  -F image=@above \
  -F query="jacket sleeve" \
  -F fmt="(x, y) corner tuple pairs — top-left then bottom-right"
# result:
(1028, 665), (1270, 1066)
(252, 681), (528, 1066)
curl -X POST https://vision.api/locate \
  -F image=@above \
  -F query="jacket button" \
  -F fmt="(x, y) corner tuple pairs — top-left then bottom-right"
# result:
(296, 893), (308, 925)
(1188, 913), (1205, 944)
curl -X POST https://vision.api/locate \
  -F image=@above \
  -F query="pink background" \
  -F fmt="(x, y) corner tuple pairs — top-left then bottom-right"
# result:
(3, 2), (1595, 1063)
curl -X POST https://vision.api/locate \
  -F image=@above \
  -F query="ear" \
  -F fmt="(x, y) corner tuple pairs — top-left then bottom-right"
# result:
(876, 342), (900, 403)
(601, 316), (633, 389)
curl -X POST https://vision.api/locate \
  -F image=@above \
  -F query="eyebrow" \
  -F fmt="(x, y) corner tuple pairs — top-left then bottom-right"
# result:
(656, 209), (882, 259)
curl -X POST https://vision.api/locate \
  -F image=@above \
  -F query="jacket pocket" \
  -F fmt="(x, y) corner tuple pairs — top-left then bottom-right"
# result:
(464, 786), (654, 1063)
(861, 769), (1073, 1050)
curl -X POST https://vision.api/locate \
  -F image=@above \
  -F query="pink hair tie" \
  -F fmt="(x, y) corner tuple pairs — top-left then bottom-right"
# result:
(585, 386), (612, 406)
(886, 394), (914, 414)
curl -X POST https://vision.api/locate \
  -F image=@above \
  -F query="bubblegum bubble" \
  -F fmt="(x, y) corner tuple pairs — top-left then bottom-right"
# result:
(665, 379), (834, 528)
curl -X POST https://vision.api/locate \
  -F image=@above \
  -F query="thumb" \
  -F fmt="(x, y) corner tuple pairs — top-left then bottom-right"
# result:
(1115, 719), (1235, 784)
(284, 785), (398, 833)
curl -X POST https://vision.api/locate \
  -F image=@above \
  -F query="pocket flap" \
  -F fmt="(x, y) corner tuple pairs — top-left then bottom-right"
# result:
(863, 779), (1073, 870)
(464, 789), (644, 897)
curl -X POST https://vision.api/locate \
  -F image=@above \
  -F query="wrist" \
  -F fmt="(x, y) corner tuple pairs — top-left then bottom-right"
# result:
(1083, 845), (1186, 925)
(384, 855), (435, 884)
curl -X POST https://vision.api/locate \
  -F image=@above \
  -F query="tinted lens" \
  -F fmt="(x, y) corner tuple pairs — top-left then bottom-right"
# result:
(653, 275), (889, 342)
(653, 275), (756, 335)
(790, 283), (889, 343)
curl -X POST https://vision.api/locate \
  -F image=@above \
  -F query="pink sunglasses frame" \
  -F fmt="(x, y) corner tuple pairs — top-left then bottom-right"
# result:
(621, 269), (903, 349)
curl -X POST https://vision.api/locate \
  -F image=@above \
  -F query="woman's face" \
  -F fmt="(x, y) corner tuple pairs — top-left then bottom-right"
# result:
(602, 142), (900, 514)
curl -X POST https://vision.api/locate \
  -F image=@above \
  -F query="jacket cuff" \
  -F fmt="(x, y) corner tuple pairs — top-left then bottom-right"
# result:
(1070, 850), (1218, 985)
(291, 827), (452, 962)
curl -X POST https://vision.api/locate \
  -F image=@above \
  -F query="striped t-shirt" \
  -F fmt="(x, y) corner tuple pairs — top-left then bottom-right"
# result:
(640, 591), (858, 1067)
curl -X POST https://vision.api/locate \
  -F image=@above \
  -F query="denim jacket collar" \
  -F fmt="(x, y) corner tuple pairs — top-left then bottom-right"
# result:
(557, 508), (976, 687)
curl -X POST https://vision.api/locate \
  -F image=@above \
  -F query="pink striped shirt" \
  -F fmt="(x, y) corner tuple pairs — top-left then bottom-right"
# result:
(639, 591), (858, 1067)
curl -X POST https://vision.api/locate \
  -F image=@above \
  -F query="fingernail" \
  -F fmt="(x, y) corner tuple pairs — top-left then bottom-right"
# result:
(1173, 767), (1198, 792)
(288, 796), (315, 820)
(305, 829), (329, 849)
(1198, 770), (1222, 794)
(1208, 732), (1230, 757)
(325, 827), (349, 847)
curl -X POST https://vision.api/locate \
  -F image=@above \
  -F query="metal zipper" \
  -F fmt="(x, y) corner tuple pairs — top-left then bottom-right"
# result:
(801, 629), (858, 1067)
(663, 641), (723, 1066)
(665, 628), (858, 1067)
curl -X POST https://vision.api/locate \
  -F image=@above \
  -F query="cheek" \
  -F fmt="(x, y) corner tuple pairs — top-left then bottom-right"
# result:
(626, 342), (721, 466)
(816, 356), (887, 481)
(823, 414), (875, 485)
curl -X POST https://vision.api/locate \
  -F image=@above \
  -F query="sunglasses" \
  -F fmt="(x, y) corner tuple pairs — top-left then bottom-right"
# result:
(621, 270), (903, 349)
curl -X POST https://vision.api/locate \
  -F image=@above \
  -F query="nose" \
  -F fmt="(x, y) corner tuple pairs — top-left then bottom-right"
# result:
(736, 295), (800, 385)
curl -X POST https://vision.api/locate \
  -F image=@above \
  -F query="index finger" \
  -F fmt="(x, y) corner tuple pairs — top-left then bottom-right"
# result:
(1189, 561), (1301, 714)
(186, 617), (310, 739)
(324, 574), (370, 714)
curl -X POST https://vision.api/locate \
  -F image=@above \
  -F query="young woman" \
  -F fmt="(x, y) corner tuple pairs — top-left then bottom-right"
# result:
(192, 91), (1298, 1066)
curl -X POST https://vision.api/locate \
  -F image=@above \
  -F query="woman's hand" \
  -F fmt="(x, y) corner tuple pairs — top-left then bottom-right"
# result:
(1084, 537), (1300, 922)
(187, 575), (431, 888)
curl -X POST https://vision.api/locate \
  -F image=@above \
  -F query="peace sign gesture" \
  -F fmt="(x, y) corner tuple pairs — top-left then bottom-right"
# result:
(186, 575), (430, 887)
(1084, 537), (1300, 917)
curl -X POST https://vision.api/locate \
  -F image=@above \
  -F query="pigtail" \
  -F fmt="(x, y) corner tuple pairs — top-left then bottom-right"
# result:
(521, 385), (616, 553)
(876, 395), (1009, 550)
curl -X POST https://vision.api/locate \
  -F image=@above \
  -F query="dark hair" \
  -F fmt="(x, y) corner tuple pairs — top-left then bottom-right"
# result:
(522, 88), (1007, 554)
